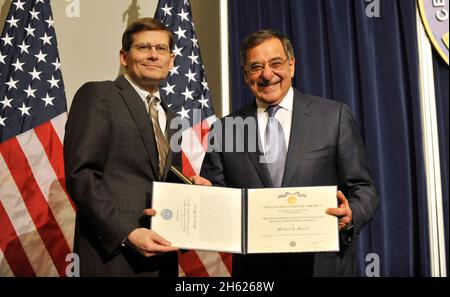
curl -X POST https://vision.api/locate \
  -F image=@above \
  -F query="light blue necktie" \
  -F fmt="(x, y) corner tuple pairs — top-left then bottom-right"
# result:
(264, 105), (287, 187)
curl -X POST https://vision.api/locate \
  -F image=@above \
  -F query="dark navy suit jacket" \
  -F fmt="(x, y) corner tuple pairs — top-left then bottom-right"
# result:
(201, 89), (379, 276)
(64, 76), (180, 276)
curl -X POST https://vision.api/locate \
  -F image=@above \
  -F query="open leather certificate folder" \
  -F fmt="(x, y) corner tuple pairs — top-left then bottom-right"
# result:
(151, 182), (339, 254)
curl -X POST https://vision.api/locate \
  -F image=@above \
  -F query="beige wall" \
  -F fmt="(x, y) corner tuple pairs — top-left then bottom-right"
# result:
(190, 0), (222, 116)
(0, 0), (222, 115)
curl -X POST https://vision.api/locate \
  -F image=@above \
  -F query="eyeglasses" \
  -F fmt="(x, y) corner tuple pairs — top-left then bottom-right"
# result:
(245, 58), (290, 75)
(131, 42), (171, 55)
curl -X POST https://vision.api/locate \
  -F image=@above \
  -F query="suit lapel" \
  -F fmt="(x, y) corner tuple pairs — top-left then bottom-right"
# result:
(239, 103), (273, 187)
(115, 76), (160, 179)
(282, 90), (313, 186)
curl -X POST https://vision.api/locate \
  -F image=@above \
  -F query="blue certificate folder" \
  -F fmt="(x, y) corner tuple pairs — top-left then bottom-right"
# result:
(151, 182), (339, 254)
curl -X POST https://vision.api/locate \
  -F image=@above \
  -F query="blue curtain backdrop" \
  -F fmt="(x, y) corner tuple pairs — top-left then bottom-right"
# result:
(228, 0), (433, 276)
(433, 54), (449, 275)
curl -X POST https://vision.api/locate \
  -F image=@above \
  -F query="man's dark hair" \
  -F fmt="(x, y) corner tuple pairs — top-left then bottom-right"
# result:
(121, 17), (174, 52)
(240, 29), (294, 66)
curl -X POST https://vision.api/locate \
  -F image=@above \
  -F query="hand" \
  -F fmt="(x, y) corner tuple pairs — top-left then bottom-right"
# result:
(126, 208), (178, 257)
(326, 191), (353, 231)
(127, 228), (178, 257)
(189, 175), (212, 186)
(143, 208), (157, 217)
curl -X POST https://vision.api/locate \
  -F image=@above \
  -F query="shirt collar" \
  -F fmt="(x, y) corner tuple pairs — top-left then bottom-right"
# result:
(124, 75), (161, 103)
(256, 86), (294, 114)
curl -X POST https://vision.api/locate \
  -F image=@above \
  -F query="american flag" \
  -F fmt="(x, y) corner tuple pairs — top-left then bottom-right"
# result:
(155, 0), (232, 277)
(0, 0), (75, 276)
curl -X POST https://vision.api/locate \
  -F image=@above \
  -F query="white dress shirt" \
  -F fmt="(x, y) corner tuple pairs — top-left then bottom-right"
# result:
(124, 75), (167, 136)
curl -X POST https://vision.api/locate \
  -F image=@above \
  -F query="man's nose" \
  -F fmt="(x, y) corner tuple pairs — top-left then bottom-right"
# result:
(260, 65), (274, 79)
(147, 47), (159, 59)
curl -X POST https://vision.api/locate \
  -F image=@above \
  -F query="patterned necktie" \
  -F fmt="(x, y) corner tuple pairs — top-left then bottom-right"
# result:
(147, 95), (169, 178)
(264, 105), (287, 187)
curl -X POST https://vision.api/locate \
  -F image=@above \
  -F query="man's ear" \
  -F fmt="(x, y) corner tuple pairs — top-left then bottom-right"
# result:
(169, 52), (175, 69)
(119, 49), (128, 68)
(289, 56), (295, 78)
(242, 67), (250, 85)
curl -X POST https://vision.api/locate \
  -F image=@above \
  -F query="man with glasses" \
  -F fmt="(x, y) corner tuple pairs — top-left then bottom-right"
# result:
(64, 18), (182, 276)
(201, 29), (379, 276)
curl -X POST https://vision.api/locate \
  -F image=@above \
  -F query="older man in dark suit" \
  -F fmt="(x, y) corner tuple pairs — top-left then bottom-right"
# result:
(201, 29), (379, 277)
(64, 18), (181, 276)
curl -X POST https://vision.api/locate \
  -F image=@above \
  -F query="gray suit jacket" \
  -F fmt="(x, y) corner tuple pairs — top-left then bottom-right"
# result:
(201, 89), (379, 276)
(64, 76), (180, 276)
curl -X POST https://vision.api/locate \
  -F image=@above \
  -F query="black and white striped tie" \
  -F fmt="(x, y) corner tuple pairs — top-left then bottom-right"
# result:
(264, 105), (287, 187)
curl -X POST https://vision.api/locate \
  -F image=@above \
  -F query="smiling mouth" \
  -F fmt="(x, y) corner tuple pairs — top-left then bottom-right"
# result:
(142, 64), (161, 68)
(258, 80), (280, 89)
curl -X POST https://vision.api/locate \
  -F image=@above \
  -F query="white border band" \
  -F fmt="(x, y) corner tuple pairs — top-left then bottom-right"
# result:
(416, 7), (447, 277)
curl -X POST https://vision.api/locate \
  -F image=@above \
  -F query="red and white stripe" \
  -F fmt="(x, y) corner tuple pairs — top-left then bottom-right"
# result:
(0, 113), (75, 277)
(179, 115), (233, 277)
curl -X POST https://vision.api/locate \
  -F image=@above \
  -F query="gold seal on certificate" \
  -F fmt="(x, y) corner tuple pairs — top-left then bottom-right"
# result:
(151, 182), (339, 254)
